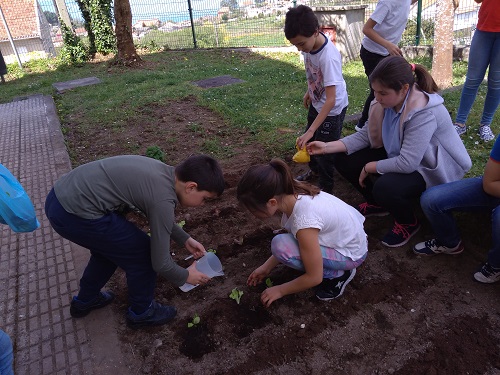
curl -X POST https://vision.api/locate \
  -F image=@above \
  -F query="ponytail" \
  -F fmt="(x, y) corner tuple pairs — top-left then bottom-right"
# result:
(370, 56), (438, 94)
(237, 159), (320, 213)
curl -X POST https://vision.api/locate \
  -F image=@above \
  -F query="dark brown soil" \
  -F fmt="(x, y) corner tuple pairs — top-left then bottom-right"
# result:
(64, 96), (500, 375)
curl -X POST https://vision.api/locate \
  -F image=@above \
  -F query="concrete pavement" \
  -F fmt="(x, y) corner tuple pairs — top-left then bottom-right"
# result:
(0, 94), (129, 375)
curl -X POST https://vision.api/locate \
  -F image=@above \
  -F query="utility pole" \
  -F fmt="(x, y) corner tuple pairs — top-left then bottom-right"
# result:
(54, 0), (72, 29)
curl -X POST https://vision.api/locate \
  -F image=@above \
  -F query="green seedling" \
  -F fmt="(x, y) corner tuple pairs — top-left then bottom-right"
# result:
(207, 248), (217, 254)
(229, 288), (243, 304)
(187, 313), (200, 328)
(177, 220), (185, 228)
(265, 278), (273, 288)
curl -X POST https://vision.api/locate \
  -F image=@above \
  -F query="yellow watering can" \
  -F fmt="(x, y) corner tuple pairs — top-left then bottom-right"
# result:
(292, 145), (310, 163)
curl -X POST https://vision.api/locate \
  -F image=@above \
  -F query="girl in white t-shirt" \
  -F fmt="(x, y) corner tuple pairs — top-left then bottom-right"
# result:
(237, 159), (368, 307)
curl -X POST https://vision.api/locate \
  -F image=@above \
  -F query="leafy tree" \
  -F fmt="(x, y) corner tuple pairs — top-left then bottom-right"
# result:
(255, 0), (266, 7)
(75, 0), (97, 57)
(59, 18), (89, 65)
(113, 0), (142, 65)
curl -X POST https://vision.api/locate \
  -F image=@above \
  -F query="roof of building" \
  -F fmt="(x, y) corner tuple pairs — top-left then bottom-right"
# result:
(0, 0), (41, 41)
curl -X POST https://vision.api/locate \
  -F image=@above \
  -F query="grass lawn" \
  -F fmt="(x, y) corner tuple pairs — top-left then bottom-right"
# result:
(1, 49), (497, 175)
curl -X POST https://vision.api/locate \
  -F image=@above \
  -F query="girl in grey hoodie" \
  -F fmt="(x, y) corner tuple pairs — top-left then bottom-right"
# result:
(307, 56), (472, 248)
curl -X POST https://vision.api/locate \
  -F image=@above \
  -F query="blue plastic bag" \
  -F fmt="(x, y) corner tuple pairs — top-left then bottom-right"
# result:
(0, 164), (40, 232)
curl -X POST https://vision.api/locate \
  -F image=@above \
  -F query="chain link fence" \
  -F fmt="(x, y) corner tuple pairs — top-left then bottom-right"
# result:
(0, 0), (480, 64)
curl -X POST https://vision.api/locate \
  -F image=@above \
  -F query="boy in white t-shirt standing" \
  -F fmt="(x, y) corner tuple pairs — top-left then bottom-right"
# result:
(286, 5), (349, 195)
(355, 0), (417, 131)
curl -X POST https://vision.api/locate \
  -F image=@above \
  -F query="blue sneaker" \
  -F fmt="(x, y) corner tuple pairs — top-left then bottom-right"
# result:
(126, 300), (177, 329)
(473, 263), (500, 284)
(381, 219), (420, 247)
(70, 291), (115, 318)
(413, 239), (463, 256)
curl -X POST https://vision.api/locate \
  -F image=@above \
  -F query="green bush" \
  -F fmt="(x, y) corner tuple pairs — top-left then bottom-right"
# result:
(59, 19), (89, 65)
(145, 145), (165, 162)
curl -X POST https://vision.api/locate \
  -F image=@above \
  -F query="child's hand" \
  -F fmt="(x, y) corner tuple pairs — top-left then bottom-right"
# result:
(303, 91), (311, 108)
(296, 131), (313, 150)
(185, 237), (206, 259)
(306, 141), (326, 156)
(247, 266), (269, 286)
(260, 285), (283, 307)
(186, 262), (211, 285)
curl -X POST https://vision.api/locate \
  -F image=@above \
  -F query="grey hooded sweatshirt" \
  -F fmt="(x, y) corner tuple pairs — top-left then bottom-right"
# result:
(341, 85), (472, 188)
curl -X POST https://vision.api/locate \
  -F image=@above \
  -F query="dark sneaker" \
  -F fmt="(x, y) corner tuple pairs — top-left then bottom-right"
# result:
(357, 202), (389, 217)
(473, 263), (500, 284)
(381, 220), (420, 247)
(413, 239), (464, 256)
(70, 291), (115, 318)
(315, 269), (356, 301)
(454, 123), (466, 136)
(296, 170), (317, 182)
(126, 300), (177, 329)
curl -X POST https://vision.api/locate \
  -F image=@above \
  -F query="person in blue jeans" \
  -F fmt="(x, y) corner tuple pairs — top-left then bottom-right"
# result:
(454, 0), (500, 142)
(0, 329), (14, 375)
(45, 154), (225, 329)
(414, 135), (500, 283)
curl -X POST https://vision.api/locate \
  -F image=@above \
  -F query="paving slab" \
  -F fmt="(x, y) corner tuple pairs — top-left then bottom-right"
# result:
(192, 75), (245, 88)
(0, 95), (129, 375)
(52, 77), (102, 94)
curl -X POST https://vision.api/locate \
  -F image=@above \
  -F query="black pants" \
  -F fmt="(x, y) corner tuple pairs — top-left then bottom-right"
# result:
(335, 147), (426, 224)
(357, 46), (387, 128)
(306, 105), (346, 193)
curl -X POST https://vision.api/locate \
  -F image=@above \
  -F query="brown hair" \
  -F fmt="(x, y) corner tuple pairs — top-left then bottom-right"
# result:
(237, 159), (320, 213)
(369, 56), (439, 94)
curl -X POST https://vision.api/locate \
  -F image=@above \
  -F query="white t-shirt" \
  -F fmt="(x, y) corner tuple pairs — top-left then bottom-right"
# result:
(281, 192), (367, 261)
(303, 34), (348, 116)
(362, 0), (412, 56)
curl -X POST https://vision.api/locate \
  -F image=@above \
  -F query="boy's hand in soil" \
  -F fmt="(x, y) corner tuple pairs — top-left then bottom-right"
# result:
(261, 285), (283, 307)
(186, 262), (211, 286)
(185, 237), (206, 259)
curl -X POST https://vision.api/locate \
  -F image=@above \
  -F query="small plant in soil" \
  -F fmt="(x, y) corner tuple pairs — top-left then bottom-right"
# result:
(265, 278), (273, 288)
(187, 313), (200, 328)
(177, 220), (186, 228)
(229, 288), (244, 304)
(145, 145), (165, 162)
(207, 248), (216, 254)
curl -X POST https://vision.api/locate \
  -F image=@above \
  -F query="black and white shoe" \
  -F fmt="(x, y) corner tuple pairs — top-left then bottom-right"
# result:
(315, 269), (356, 301)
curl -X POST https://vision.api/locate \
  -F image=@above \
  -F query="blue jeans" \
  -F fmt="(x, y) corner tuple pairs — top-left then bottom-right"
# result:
(0, 330), (14, 375)
(455, 29), (500, 126)
(44, 189), (156, 313)
(420, 177), (500, 268)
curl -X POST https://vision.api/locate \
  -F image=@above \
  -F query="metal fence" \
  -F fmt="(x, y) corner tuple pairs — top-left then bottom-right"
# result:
(0, 0), (480, 65)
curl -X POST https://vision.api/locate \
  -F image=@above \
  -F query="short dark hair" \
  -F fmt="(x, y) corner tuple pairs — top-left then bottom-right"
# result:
(284, 5), (319, 40)
(175, 154), (225, 196)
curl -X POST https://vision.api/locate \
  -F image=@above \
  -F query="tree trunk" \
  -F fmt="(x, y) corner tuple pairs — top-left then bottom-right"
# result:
(113, 0), (141, 65)
(431, 0), (456, 89)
